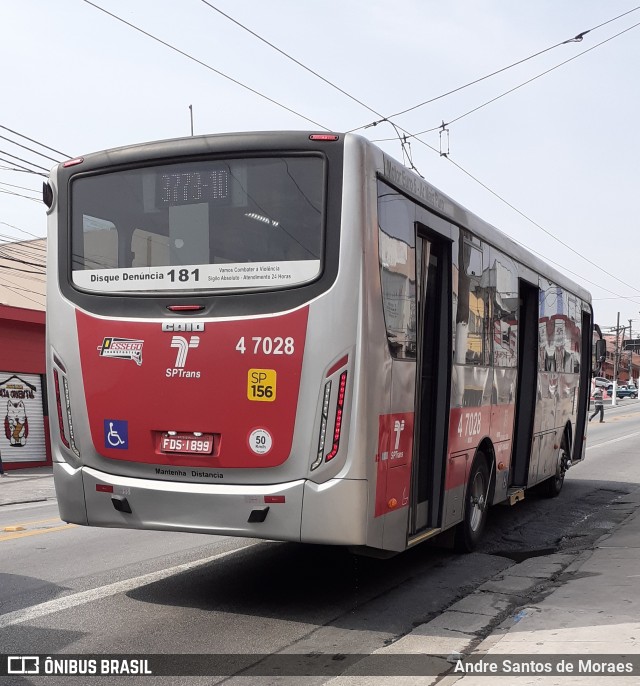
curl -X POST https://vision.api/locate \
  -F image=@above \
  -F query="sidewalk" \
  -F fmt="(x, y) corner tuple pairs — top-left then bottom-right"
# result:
(444, 498), (640, 684)
(0, 466), (56, 507)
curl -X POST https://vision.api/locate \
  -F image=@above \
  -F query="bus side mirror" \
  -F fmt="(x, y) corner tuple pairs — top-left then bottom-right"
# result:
(594, 339), (606, 373)
(43, 182), (54, 209)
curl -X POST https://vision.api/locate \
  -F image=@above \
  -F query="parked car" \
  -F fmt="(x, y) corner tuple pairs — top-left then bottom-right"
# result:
(616, 385), (638, 399)
(593, 377), (610, 388)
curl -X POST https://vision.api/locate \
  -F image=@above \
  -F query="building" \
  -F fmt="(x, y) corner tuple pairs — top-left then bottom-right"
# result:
(0, 238), (49, 470)
(600, 333), (639, 387)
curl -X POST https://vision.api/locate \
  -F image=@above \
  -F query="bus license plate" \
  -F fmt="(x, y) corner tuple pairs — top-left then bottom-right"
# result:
(161, 434), (213, 454)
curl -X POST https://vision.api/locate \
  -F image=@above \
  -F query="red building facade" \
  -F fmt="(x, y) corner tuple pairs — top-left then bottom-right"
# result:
(0, 304), (50, 470)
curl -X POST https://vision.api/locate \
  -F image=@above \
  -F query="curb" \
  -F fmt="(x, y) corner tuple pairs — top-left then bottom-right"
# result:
(0, 497), (50, 507)
(324, 550), (584, 685)
(325, 488), (640, 685)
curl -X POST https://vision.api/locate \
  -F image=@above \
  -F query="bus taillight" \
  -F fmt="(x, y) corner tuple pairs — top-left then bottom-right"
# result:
(53, 369), (70, 450)
(53, 366), (80, 457)
(166, 304), (205, 312)
(63, 157), (84, 167)
(312, 380), (332, 470)
(312, 369), (348, 469)
(325, 371), (348, 463)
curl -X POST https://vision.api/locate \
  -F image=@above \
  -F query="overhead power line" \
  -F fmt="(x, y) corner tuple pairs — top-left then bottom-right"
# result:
(0, 189), (40, 203)
(198, 0), (387, 124)
(0, 251), (46, 268)
(0, 158), (47, 176)
(0, 134), (62, 165)
(0, 238), (46, 256)
(0, 221), (45, 240)
(444, 154), (640, 305)
(0, 263), (46, 277)
(200, 1), (640, 143)
(0, 149), (49, 173)
(0, 279), (46, 307)
(353, 6), (640, 130)
(0, 246), (47, 267)
(0, 124), (72, 159)
(0, 163), (45, 176)
(82, 0), (330, 131)
(192, 0), (640, 302)
(0, 253), (46, 267)
(372, 18), (640, 142)
(0, 181), (40, 194)
(195, 2), (439, 166)
(22, 3), (639, 312)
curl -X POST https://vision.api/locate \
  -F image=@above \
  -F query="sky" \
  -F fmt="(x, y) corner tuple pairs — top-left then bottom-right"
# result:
(1, 0), (639, 334)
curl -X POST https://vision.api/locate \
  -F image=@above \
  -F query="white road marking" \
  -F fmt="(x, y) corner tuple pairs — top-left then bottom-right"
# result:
(586, 431), (640, 451)
(0, 543), (256, 629)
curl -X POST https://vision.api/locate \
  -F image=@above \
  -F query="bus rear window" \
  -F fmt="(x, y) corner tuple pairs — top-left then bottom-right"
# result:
(70, 156), (324, 293)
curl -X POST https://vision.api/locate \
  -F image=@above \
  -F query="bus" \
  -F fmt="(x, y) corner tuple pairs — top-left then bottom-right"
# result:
(44, 131), (603, 555)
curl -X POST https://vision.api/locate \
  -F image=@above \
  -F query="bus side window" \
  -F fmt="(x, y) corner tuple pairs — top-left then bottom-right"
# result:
(490, 252), (518, 370)
(459, 236), (490, 366)
(377, 181), (417, 360)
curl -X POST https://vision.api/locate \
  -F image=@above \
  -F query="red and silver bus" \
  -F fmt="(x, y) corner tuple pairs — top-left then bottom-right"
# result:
(44, 131), (600, 554)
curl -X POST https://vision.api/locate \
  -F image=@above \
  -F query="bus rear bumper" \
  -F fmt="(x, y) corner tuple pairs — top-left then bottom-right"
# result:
(53, 461), (89, 525)
(56, 466), (369, 545)
(81, 466), (306, 541)
(301, 478), (368, 545)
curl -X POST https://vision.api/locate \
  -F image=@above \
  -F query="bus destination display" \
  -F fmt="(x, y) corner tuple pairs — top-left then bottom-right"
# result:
(159, 168), (230, 206)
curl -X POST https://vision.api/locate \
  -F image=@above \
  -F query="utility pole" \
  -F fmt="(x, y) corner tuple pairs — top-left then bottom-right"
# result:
(612, 312), (620, 407)
(189, 105), (194, 136)
(626, 319), (635, 390)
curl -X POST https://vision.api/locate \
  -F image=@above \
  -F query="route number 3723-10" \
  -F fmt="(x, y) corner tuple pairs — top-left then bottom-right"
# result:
(457, 411), (482, 438)
(235, 337), (295, 355)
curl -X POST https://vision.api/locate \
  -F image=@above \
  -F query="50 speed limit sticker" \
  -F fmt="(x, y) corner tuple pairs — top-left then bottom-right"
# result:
(248, 428), (273, 455)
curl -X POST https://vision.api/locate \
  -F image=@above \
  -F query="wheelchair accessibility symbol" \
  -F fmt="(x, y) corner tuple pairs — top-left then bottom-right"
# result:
(104, 419), (128, 449)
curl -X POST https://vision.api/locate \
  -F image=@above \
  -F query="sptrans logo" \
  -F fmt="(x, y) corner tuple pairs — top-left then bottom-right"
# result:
(393, 419), (405, 453)
(166, 336), (201, 378)
(97, 337), (143, 366)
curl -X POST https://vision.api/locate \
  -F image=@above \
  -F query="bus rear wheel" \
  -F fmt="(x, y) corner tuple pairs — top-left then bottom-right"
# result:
(542, 436), (569, 498)
(454, 453), (490, 553)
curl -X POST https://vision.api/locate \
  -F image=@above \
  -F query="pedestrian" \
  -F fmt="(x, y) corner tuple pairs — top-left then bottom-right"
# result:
(589, 386), (605, 423)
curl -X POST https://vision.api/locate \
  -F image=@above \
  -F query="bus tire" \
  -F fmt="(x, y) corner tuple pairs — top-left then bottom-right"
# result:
(454, 453), (490, 553)
(543, 435), (569, 498)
